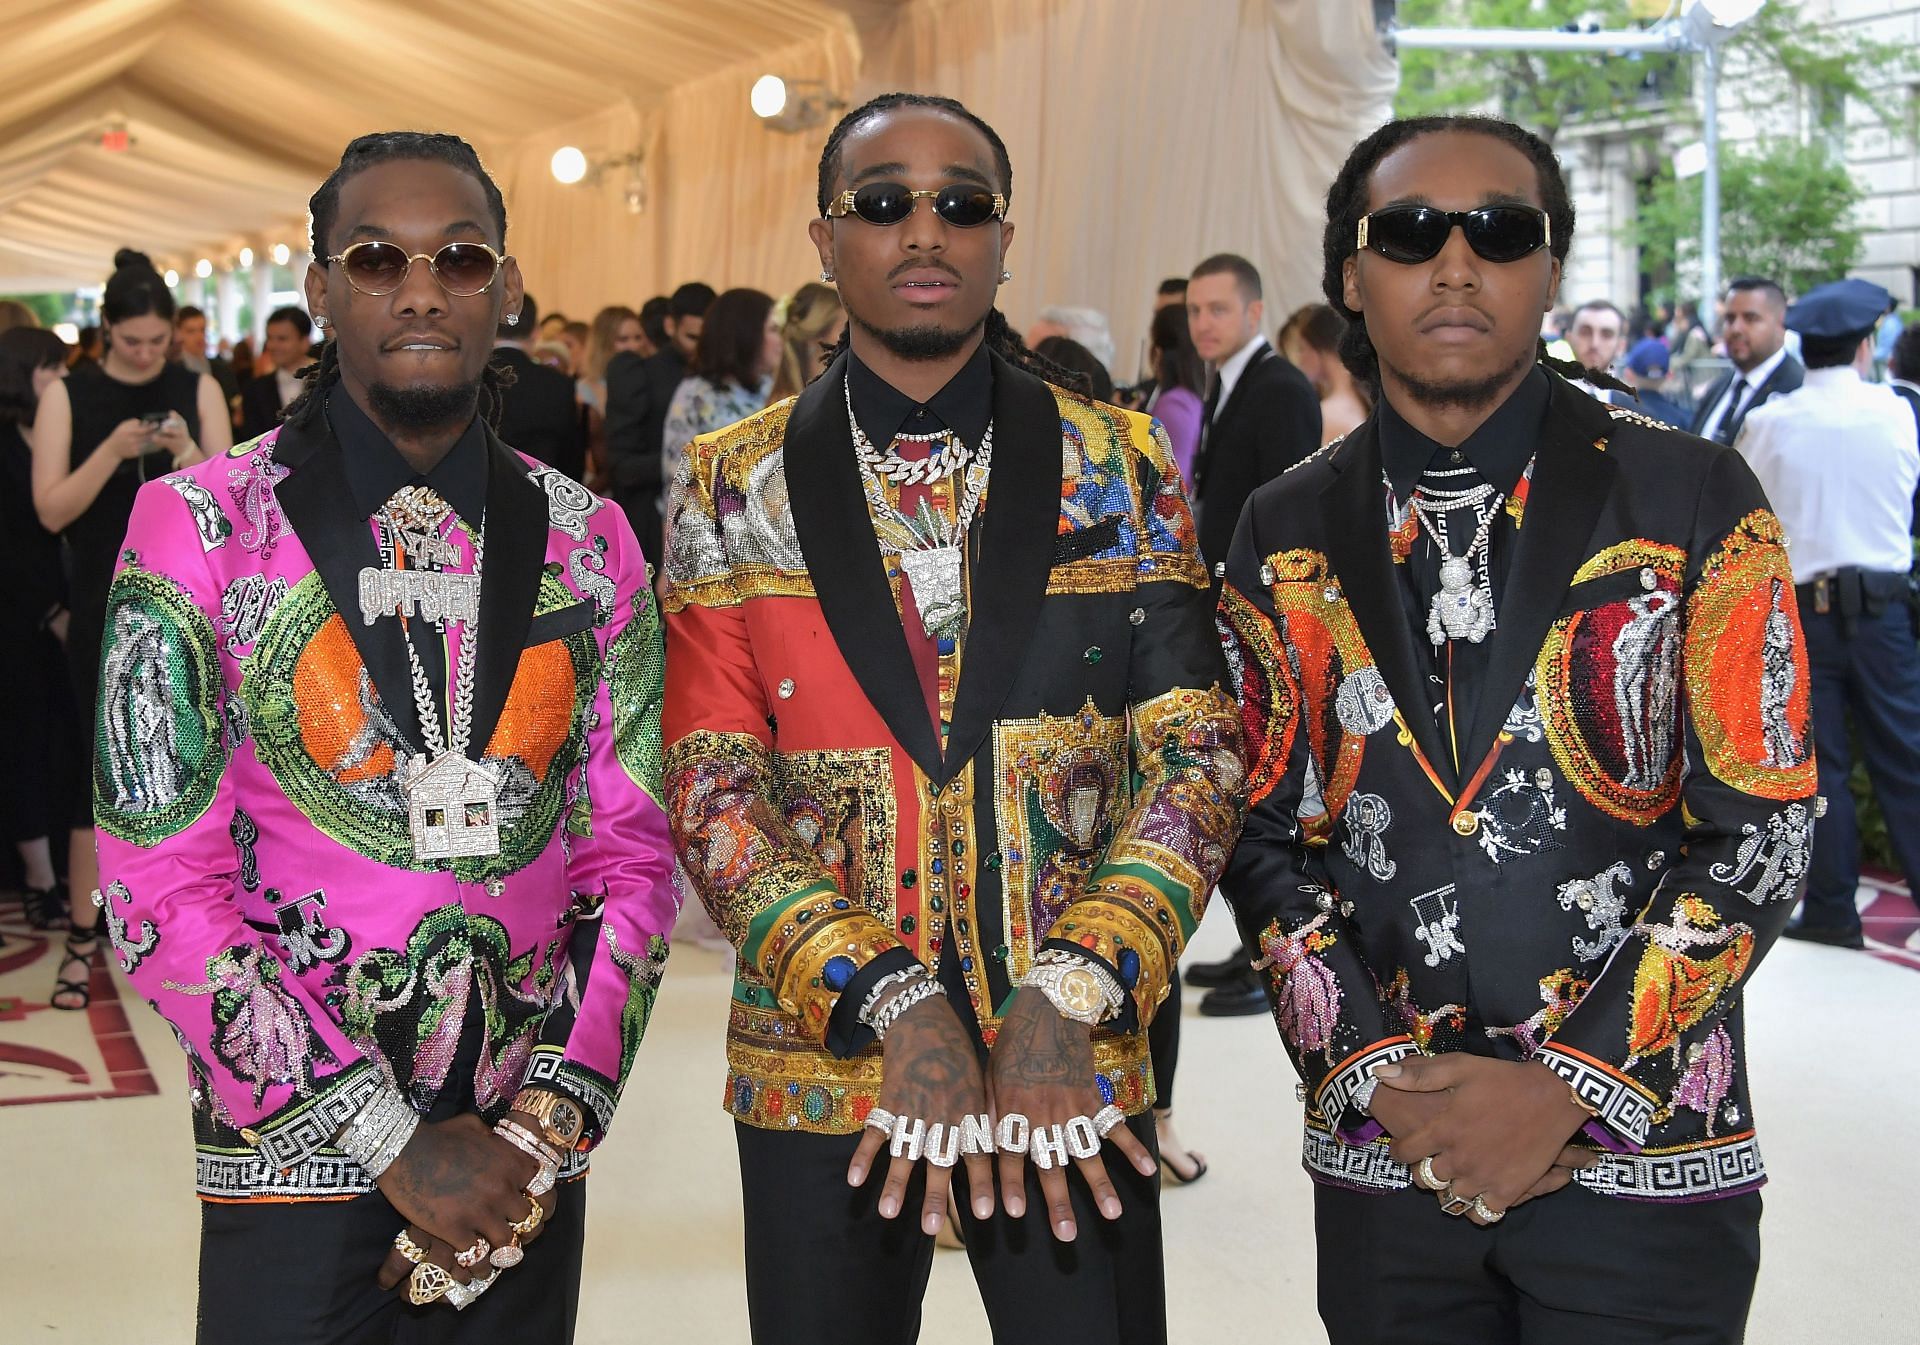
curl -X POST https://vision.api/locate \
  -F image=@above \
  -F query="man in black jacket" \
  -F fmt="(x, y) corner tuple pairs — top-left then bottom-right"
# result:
(490, 294), (585, 481)
(1183, 252), (1321, 1016)
(1688, 277), (1803, 445)
(237, 306), (315, 442)
(604, 281), (713, 564)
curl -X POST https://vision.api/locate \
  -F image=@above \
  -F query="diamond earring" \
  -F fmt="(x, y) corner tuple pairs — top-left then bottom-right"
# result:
(313, 314), (327, 329)
(1000, 270), (1012, 283)
(505, 312), (519, 327)
(820, 270), (835, 284)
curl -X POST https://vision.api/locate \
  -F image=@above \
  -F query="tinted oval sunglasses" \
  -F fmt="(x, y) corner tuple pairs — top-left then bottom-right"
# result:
(825, 182), (1008, 228)
(327, 241), (507, 297)
(1357, 205), (1551, 265)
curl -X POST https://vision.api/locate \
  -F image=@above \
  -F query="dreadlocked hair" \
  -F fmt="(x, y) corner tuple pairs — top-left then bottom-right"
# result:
(816, 92), (1012, 216)
(820, 308), (1089, 392)
(283, 131), (515, 433)
(1323, 115), (1589, 390)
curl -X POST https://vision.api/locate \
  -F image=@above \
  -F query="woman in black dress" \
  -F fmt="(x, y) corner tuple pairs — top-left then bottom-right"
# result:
(28, 250), (230, 1007)
(0, 327), (80, 936)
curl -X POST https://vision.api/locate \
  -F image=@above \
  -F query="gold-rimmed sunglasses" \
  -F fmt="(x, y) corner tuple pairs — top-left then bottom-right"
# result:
(326, 241), (507, 297)
(825, 183), (1008, 228)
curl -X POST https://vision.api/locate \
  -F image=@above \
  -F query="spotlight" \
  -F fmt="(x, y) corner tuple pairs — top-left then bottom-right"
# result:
(194, 258), (213, 279)
(751, 76), (845, 134)
(271, 243), (291, 267)
(751, 75), (788, 120)
(550, 146), (589, 185)
(238, 247), (253, 269)
(164, 269), (179, 287)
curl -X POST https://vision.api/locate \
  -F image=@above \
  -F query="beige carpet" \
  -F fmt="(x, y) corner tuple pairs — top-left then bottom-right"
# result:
(0, 902), (1910, 1343)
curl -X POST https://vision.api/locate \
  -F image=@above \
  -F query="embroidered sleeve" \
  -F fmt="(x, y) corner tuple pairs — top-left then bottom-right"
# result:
(1214, 501), (1412, 1139)
(662, 441), (905, 1046)
(1541, 450), (1815, 1151)
(526, 503), (677, 1146)
(1042, 412), (1246, 1028)
(95, 477), (374, 1170)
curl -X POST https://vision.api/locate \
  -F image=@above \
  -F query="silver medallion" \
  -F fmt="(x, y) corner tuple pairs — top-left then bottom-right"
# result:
(898, 545), (966, 641)
(405, 753), (502, 860)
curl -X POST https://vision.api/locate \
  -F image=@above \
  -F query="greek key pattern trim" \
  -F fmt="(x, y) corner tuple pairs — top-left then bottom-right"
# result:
(1569, 1134), (1765, 1202)
(1536, 1045), (1655, 1147)
(1314, 1037), (1416, 1134)
(252, 1062), (378, 1169)
(1301, 1128), (1409, 1192)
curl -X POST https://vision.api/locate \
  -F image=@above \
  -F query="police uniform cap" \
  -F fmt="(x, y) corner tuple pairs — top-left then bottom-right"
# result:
(1786, 277), (1893, 341)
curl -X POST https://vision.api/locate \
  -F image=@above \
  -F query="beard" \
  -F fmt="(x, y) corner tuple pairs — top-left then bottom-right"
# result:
(850, 310), (984, 362)
(1384, 344), (1534, 414)
(366, 378), (482, 431)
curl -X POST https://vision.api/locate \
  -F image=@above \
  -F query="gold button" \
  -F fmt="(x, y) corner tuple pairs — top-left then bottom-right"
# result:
(1451, 812), (1479, 837)
(240, 1128), (263, 1147)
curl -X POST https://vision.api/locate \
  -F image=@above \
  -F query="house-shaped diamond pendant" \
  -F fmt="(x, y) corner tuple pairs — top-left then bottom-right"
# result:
(406, 753), (502, 860)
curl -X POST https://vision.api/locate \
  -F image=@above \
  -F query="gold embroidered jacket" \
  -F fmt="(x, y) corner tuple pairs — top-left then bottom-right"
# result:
(1218, 373), (1816, 1203)
(663, 349), (1245, 1134)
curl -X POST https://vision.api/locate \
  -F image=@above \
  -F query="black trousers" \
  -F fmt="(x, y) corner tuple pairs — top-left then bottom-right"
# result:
(1146, 975), (1180, 1109)
(195, 1179), (586, 1345)
(736, 1114), (1164, 1345)
(1314, 1182), (1761, 1345)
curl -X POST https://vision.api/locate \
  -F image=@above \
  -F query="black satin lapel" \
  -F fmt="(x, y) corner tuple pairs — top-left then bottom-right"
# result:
(468, 430), (548, 757)
(942, 354), (1063, 784)
(1458, 378), (1618, 778)
(1318, 419), (1456, 789)
(271, 418), (423, 751)
(785, 352), (943, 778)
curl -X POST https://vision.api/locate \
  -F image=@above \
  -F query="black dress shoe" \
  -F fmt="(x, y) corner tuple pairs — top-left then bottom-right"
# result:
(1198, 969), (1269, 1017)
(1184, 946), (1249, 989)
(1780, 919), (1865, 949)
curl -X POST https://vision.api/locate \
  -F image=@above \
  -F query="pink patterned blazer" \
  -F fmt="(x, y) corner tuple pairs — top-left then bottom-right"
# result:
(93, 411), (676, 1203)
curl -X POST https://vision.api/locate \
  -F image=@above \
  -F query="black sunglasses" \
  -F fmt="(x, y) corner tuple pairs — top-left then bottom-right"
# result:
(825, 182), (1008, 228)
(326, 241), (506, 297)
(1357, 206), (1552, 265)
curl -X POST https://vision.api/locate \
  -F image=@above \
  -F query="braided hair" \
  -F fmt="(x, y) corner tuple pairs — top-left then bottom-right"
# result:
(283, 131), (516, 431)
(1321, 115), (1626, 395)
(813, 93), (1082, 390)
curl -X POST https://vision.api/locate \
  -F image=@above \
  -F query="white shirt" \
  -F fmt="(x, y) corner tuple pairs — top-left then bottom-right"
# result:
(274, 367), (302, 409)
(1735, 366), (1919, 582)
(1702, 345), (1789, 440)
(1210, 335), (1268, 421)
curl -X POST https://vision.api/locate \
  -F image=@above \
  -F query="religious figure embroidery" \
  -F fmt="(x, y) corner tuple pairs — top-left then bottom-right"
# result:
(1758, 578), (1804, 768)
(1612, 589), (1680, 791)
(101, 605), (184, 812)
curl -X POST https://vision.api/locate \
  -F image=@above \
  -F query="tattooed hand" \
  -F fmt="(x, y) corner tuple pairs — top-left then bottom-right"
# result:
(988, 987), (1156, 1242)
(846, 991), (995, 1236)
(376, 1114), (539, 1259)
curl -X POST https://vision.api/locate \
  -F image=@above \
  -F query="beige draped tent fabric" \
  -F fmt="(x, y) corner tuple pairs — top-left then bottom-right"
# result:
(0, 0), (1393, 372)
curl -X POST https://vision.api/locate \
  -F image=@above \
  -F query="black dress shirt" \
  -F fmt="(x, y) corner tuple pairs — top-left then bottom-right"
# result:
(846, 338), (993, 452)
(1378, 369), (1550, 769)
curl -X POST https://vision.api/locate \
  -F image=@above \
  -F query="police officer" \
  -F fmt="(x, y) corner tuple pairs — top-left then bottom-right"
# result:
(1736, 278), (1920, 947)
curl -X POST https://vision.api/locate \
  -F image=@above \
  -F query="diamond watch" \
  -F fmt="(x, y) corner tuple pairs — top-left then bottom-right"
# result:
(1022, 949), (1125, 1026)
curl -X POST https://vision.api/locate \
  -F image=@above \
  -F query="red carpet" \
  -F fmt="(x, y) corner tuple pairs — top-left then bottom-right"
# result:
(0, 895), (159, 1108)
(1860, 870), (1920, 972)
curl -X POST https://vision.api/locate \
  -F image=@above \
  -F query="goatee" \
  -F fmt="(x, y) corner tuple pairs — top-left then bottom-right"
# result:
(367, 379), (481, 431)
(1386, 346), (1533, 414)
(851, 312), (983, 362)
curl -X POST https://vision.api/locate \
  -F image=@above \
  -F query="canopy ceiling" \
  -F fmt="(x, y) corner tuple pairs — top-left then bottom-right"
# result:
(0, 0), (901, 289)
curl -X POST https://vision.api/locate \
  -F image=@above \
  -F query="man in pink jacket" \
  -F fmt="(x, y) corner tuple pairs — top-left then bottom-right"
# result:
(93, 131), (677, 1342)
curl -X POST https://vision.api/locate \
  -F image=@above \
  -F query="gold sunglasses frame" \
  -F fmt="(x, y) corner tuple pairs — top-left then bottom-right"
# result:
(325, 241), (508, 297)
(825, 186), (1008, 226)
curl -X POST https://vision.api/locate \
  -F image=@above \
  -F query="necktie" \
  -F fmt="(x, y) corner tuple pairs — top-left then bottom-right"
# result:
(1194, 375), (1223, 489)
(1713, 378), (1750, 445)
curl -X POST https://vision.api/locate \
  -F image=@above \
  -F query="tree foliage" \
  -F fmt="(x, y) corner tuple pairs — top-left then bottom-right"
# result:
(1633, 140), (1864, 300)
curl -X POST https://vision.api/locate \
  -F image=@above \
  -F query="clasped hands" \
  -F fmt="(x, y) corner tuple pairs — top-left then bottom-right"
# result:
(1368, 1054), (1601, 1227)
(847, 986), (1156, 1243)
(371, 1112), (561, 1308)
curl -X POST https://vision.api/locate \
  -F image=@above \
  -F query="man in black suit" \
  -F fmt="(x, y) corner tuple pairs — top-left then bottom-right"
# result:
(1689, 276), (1803, 445)
(603, 280), (714, 564)
(237, 306), (313, 441)
(491, 293), (585, 481)
(1183, 252), (1321, 1017)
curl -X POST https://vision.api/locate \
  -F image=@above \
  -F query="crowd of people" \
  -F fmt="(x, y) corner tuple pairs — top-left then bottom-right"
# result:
(0, 89), (1916, 1345)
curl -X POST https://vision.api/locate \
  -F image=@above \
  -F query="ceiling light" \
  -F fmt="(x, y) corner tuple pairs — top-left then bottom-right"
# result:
(751, 75), (788, 120)
(272, 243), (291, 267)
(194, 258), (213, 279)
(550, 146), (589, 185)
(164, 268), (179, 287)
(238, 247), (253, 269)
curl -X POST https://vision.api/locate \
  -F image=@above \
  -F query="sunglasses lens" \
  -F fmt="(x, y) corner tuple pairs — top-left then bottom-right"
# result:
(1369, 208), (1450, 264)
(851, 183), (916, 225)
(433, 244), (499, 295)
(1464, 208), (1546, 263)
(344, 242), (409, 293)
(934, 187), (998, 227)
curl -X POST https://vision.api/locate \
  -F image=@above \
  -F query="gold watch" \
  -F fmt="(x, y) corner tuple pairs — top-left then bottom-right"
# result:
(1024, 953), (1122, 1026)
(513, 1088), (587, 1150)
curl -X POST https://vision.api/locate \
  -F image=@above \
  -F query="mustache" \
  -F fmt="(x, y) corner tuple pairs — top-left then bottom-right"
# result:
(887, 258), (962, 282)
